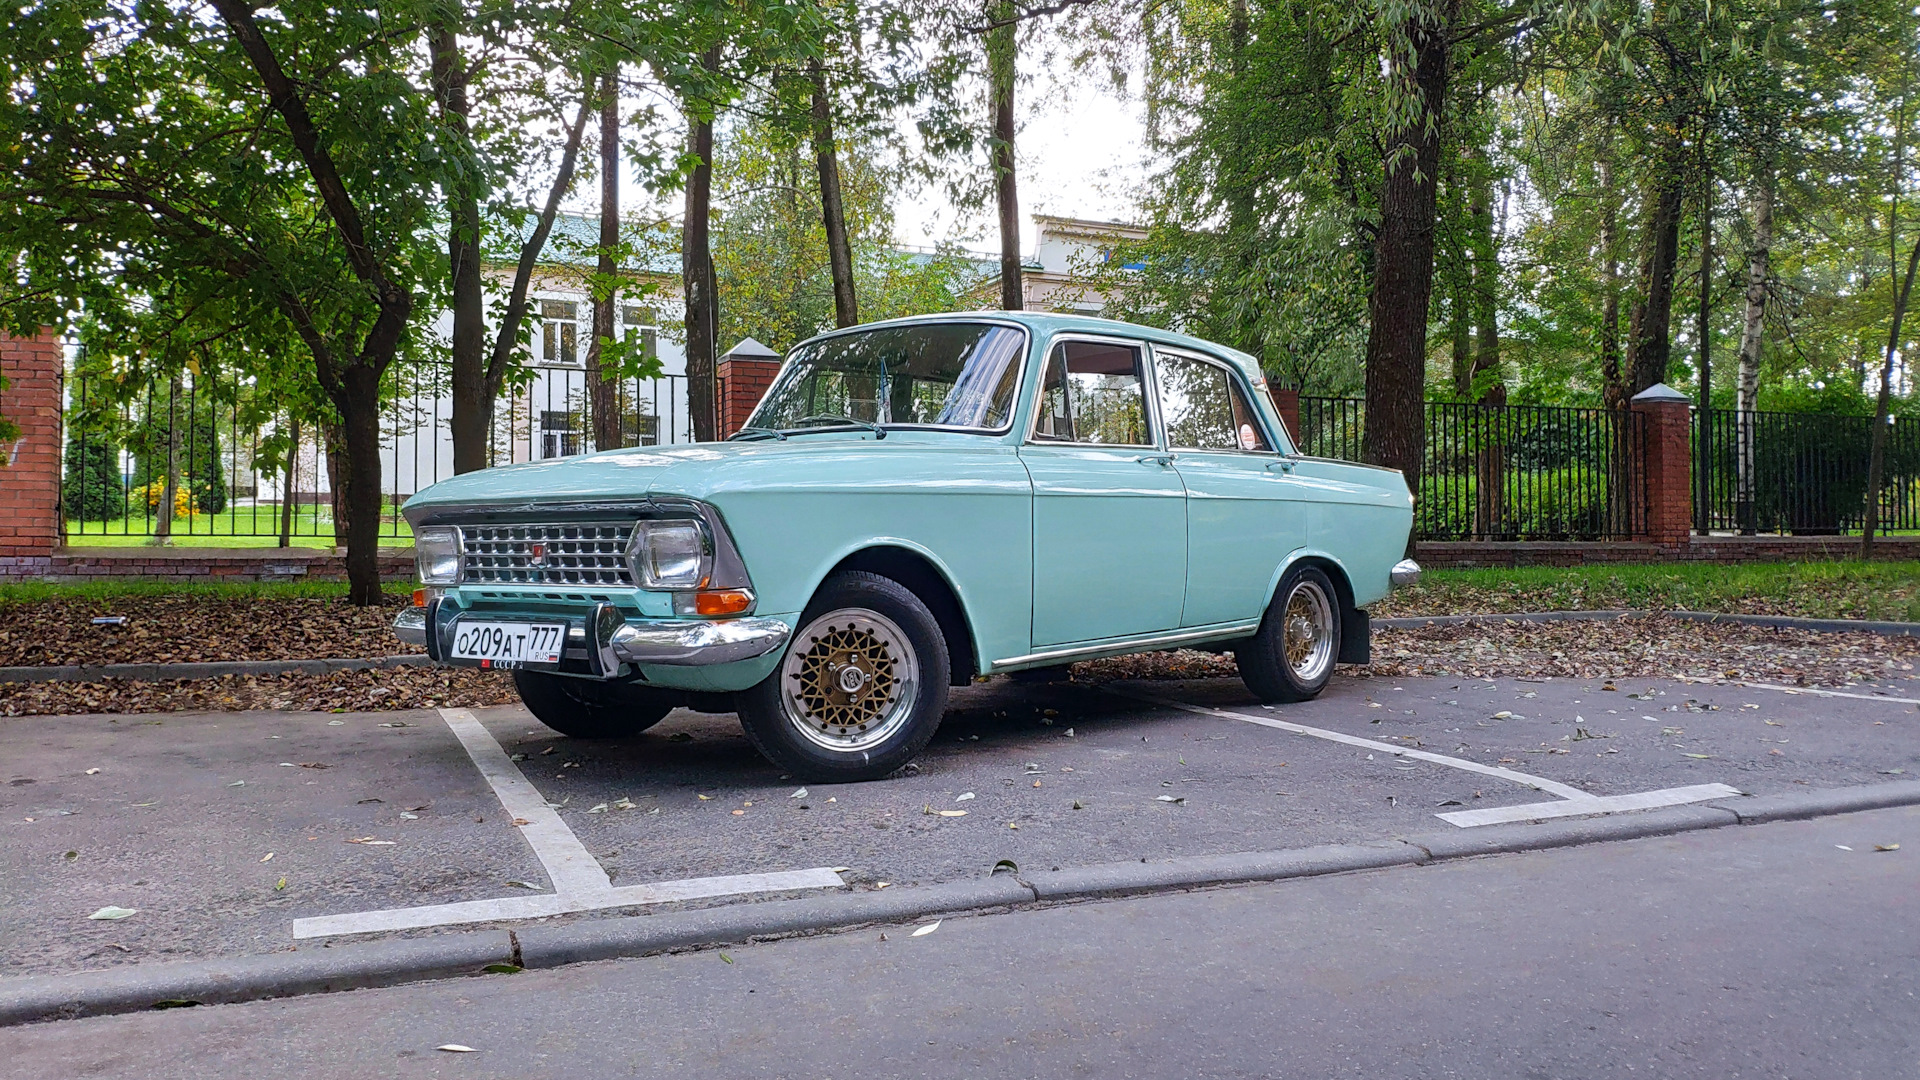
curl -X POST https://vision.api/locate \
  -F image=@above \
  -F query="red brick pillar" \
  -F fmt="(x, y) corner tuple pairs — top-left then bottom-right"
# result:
(0, 329), (63, 573)
(716, 338), (783, 436)
(1630, 383), (1693, 548)
(1266, 386), (1301, 449)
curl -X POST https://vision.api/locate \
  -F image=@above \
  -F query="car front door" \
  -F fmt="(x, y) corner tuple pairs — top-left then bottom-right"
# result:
(1153, 347), (1307, 628)
(1021, 337), (1187, 648)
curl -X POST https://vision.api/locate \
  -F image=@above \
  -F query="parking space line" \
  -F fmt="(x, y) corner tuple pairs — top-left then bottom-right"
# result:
(285, 708), (846, 940)
(439, 707), (612, 895)
(290, 869), (846, 939)
(1436, 783), (1742, 828)
(1113, 689), (1597, 801)
(1729, 682), (1920, 706)
(1110, 687), (1757, 828)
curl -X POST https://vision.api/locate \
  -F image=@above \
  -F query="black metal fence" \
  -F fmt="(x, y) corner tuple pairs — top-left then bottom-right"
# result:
(1694, 409), (1920, 535)
(1294, 397), (1647, 541)
(60, 361), (691, 545)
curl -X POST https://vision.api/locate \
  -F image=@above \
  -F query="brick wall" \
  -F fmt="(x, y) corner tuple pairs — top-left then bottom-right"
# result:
(1630, 386), (1693, 547)
(717, 356), (781, 436)
(1416, 535), (1920, 568)
(1266, 387), (1301, 449)
(0, 547), (417, 582)
(0, 330), (63, 563)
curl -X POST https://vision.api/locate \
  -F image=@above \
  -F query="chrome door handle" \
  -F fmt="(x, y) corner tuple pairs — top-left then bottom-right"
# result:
(1135, 454), (1173, 466)
(1267, 459), (1296, 473)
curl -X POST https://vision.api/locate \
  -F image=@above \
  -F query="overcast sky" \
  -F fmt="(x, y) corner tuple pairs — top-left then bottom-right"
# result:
(890, 67), (1149, 255)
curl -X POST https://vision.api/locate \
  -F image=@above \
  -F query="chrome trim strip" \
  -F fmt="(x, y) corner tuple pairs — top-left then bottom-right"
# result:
(989, 621), (1260, 671)
(610, 617), (791, 667)
(393, 606), (427, 645)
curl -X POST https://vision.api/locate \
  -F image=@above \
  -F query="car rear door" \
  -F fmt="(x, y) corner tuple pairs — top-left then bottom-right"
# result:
(1020, 337), (1187, 648)
(1152, 347), (1307, 628)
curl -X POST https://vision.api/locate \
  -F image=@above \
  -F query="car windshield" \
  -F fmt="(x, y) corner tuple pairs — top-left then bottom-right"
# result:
(748, 322), (1027, 433)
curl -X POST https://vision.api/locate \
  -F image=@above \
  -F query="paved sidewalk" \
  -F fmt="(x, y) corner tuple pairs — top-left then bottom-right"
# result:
(4, 803), (1913, 1078)
(3, 672), (1915, 980)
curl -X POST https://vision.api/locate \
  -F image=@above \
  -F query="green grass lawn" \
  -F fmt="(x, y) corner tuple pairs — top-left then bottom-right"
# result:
(7, 556), (1916, 622)
(0, 579), (415, 604)
(1378, 560), (1920, 623)
(64, 503), (414, 548)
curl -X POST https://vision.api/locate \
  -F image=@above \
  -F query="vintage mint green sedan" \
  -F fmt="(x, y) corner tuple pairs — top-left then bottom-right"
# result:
(396, 313), (1417, 781)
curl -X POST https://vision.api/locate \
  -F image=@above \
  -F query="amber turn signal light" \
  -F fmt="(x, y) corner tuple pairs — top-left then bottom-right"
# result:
(412, 588), (428, 607)
(693, 589), (754, 616)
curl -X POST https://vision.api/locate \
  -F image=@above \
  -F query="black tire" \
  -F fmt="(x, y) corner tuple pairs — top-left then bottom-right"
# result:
(737, 570), (951, 782)
(513, 669), (676, 739)
(1235, 564), (1342, 703)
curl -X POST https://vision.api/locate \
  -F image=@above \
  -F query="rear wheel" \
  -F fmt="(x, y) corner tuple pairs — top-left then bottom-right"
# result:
(737, 571), (950, 782)
(1235, 564), (1342, 703)
(513, 670), (676, 739)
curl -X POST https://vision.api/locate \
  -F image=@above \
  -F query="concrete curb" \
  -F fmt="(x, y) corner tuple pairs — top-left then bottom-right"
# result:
(6, 779), (1920, 1027)
(1375, 609), (1920, 636)
(0, 932), (513, 1026)
(0, 655), (431, 685)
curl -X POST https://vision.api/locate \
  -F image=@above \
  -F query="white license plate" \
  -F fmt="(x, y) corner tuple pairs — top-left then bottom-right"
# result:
(449, 621), (567, 667)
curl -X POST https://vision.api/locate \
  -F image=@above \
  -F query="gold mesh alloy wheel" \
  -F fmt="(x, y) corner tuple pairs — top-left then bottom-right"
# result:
(1282, 578), (1335, 685)
(780, 607), (921, 753)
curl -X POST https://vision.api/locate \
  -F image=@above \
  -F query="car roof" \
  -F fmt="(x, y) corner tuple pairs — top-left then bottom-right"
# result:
(790, 311), (1271, 389)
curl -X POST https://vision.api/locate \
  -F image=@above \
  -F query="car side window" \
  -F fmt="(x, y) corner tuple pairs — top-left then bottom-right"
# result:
(1156, 354), (1272, 452)
(1031, 341), (1153, 446)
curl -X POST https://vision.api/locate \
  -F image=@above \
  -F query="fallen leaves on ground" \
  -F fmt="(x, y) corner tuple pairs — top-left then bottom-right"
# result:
(0, 594), (417, 666)
(1072, 615), (1920, 688)
(0, 666), (515, 717)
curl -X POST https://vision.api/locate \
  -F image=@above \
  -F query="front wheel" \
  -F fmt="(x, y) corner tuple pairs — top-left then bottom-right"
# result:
(1235, 564), (1342, 703)
(513, 669), (676, 739)
(736, 571), (950, 782)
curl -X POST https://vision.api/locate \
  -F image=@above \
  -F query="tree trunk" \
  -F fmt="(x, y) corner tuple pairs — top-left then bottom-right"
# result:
(324, 419), (351, 550)
(337, 367), (386, 605)
(279, 415), (297, 548)
(1469, 164), (1504, 405)
(153, 376), (180, 543)
(1694, 167), (1713, 534)
(587, 69), (623, 452)
(988, 0), (1022, 311)
(1362, 4), (1453, 506)
(810, 60), (859, 328)
(1735, 173), (1772, 533)
(431, 28), (491, 476)
(683, 50), (720, 442)
(1862, 233), (1920, 556)
(1625, 168), (1686, 395)
(1599, 154), (1625, 411)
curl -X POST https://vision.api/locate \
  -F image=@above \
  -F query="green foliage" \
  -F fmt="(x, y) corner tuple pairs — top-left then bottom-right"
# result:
(61, 434), (124, 521)
(710, 105), (972, 352)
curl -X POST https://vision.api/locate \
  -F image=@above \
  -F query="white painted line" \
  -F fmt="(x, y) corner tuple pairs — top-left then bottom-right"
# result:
(1730, 682), (1920, 706)
(1436, 783), (1743, 828)
(289, 708), (846, 939)
(438, 707), (611, 895)
(291, 868), (847, 939)
(1112, 688), (1596, 801)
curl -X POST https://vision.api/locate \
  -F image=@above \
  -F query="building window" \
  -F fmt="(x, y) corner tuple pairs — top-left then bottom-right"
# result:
(540, 409), (581, 458)
(625, 413), (660, 447)
(540, 300), (578, 366)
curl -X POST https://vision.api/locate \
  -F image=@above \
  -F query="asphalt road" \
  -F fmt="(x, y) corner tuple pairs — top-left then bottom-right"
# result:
(4, 803), (1914, 1079)
(3, 672), (1916, 978)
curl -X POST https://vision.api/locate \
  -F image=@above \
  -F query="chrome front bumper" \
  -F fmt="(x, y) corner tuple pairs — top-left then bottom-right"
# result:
(393, 604), (790, 671)
(1390, 558), (1422, 589)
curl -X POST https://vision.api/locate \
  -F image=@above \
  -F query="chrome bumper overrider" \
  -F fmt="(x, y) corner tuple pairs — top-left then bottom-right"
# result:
(392, 605), (790, 671)
(1390, 558), (1422, 589)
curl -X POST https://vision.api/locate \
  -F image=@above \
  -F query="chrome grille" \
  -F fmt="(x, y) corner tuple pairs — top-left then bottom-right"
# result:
(460, 523), (635, 586)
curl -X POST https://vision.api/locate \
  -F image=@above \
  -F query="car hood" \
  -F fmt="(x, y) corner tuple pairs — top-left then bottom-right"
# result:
(402, 436), (900, 521)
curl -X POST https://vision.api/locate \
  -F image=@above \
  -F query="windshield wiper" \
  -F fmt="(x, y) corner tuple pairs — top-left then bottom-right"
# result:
(790, 414), (887, 439)
(727, 426), (787, 441)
